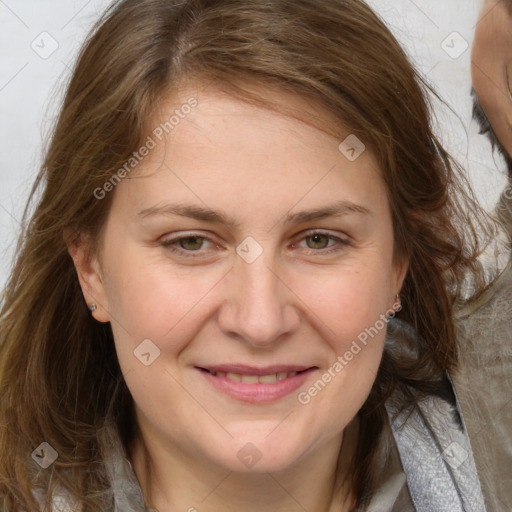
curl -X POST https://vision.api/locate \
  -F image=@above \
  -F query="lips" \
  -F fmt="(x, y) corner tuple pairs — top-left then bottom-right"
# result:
(196, 364), (317, 403)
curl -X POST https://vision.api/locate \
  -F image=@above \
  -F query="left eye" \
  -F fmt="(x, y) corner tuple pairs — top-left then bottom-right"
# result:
(302, 233), (336, 249)
(292, 232), (348, 253)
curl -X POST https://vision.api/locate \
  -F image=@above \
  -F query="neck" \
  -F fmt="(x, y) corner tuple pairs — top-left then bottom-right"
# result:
(129, 417), (359, 512)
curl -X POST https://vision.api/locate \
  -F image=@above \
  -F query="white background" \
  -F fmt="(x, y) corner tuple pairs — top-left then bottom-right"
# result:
(0, 0), (508, 290)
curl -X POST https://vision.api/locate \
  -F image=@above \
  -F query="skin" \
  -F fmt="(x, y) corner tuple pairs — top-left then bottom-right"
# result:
(472, 0), (512, 159)
(70, 83), (407, 512)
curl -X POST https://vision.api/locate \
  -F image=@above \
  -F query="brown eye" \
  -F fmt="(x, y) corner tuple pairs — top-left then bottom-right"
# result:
(305, 233), (331, 249)
(292, 231), (350, 255)
(160, 233), (217, 257)
(178, 236), (205, 251)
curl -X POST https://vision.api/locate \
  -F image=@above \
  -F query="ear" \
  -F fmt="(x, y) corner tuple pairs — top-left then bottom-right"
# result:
(66, 229), (110, 323)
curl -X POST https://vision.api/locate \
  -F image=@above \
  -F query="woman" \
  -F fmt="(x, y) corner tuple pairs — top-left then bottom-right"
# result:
(0, 0), (493, 510)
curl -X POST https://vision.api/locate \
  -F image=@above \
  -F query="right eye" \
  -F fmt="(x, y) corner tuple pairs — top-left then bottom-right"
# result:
(160, 232), (221, 258)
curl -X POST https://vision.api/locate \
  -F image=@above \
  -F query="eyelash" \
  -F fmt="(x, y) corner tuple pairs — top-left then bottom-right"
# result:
(160, 230), (350, 258)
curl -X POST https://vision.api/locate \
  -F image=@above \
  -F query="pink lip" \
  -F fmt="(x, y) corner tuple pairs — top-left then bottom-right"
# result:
(196, 366), (317, 403)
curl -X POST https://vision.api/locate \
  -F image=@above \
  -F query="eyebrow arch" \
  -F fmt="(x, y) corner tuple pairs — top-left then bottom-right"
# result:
(285, 200), (371, 224)
(137, 200), (371, 229)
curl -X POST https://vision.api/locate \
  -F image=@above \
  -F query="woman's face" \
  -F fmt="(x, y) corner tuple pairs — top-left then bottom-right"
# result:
(79, 84), (406, 473)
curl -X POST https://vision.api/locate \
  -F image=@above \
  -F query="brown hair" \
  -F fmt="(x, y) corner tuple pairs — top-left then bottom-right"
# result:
(0, 0), (492, 510)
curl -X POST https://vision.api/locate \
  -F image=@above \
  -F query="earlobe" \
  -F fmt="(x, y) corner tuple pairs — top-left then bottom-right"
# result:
(66, 230), (110, 323)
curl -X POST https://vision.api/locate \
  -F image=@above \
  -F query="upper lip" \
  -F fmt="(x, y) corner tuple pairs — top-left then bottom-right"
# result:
(198, 364), (316, 376)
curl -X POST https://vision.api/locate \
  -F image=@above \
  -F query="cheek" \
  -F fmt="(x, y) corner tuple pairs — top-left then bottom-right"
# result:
(295, 272), (389, 443)
(102, 247), (227, 371)
(105, 242), (208, 322)
(296, 262), (392, 346)
(293, 260), (393, 398)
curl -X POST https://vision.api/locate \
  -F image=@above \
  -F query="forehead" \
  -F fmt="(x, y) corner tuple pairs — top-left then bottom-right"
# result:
(142, 84), (378, 175)
(111, 84), (388, 226)
(159, 90), (343, 167)
(147, 81), (350, 145)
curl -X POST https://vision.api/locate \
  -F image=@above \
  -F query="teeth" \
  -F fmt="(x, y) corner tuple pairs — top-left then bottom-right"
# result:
(259, 374), (278, 383)
(210, 370), (302, 383)
(241, 375), (259, 384)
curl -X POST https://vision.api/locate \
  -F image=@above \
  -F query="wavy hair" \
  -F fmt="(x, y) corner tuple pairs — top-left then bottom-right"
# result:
(0, 0), (492, 510)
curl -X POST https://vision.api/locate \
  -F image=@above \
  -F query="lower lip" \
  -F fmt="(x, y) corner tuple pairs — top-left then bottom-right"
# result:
(198, 368), (316, 403)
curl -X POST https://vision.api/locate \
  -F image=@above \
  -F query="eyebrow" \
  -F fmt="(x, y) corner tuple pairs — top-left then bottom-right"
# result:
(137, 200), (371, 229)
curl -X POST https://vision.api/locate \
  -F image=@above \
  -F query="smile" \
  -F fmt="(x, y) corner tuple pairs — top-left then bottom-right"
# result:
(205, 369), (302, 383)
(197, 366), (317, 403)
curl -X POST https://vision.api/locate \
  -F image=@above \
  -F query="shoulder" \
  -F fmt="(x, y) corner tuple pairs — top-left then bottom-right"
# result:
(385, 382), (487, 512)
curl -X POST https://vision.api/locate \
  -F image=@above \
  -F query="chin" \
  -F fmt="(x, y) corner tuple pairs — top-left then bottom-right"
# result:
(206, 435), (309, 474)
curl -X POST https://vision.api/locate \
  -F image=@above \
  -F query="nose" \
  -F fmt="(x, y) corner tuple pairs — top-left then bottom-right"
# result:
(217, 249), (301, 348)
